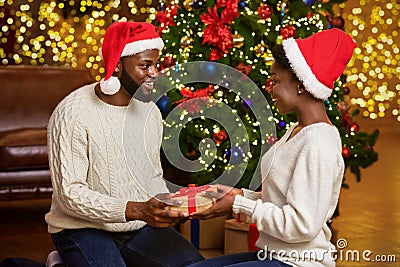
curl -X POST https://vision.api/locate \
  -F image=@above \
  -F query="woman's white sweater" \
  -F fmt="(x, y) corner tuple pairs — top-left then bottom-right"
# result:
(233, 123), (344, 267)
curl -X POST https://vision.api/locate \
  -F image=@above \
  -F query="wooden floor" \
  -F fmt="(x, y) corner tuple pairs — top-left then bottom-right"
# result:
(329, 117), (400, 266)
(1, 117), (399, 266)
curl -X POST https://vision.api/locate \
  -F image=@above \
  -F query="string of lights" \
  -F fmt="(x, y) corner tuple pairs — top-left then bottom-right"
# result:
(0, 0), (398, 121)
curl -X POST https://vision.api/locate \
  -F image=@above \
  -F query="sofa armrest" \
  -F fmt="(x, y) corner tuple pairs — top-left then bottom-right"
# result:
(0, 128), (47, 146)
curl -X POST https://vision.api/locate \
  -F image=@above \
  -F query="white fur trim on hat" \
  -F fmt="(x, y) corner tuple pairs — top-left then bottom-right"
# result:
(121, 37), (164, 57)
(282, 38), (332, 100)
(100, 76), (120, 95)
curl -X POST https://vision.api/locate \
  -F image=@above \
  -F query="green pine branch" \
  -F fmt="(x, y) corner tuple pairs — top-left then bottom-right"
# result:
(156, 0), (379, 189)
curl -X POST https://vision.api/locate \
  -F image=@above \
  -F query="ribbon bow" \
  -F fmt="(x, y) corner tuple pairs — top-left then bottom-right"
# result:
(236, 63), (253, 76)
(172, 184), (212, 214)
(174, 86), (215, 114)
(200, 5), (239, 55)
(177, 86), (214, 101)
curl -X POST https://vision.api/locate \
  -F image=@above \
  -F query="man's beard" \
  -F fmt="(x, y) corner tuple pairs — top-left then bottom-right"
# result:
(119, 68), (153, 103)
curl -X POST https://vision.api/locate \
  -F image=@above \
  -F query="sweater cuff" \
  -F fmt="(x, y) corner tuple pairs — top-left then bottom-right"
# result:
(232, 195), (256, 217)
(242, 188), (262, 201)
(115, 200), (130, 223)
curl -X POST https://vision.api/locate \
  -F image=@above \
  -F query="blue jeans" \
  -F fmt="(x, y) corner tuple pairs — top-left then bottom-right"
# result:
(187, 252), (292, 267)
(51, 226), (204, 267)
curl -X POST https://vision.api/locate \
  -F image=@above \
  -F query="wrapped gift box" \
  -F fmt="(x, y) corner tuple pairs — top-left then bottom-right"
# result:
(180, 215), (231, 249)
(233, 212), (252, 224)
(224, 218), (259, 255)
(171, 184), (227, 249)
(169, 184), (217, 214)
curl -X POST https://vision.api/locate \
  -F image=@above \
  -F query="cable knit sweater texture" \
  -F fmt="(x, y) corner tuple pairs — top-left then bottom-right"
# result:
(45, 83), (169, 234)
(233, 123), (344, 267)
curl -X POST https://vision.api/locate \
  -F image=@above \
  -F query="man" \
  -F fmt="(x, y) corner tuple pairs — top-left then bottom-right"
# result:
(45, 22), (204, 267)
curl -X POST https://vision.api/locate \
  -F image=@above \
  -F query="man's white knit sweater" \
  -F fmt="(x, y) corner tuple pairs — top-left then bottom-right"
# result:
(233, 123), (344, 267)
(45, 83), (169, 234)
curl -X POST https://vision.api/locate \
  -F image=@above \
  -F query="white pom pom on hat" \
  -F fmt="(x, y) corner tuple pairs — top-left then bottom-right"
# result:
(99, 22), (164, 95)
(282, 28), (356, 100)
(100, 76), (121, 95)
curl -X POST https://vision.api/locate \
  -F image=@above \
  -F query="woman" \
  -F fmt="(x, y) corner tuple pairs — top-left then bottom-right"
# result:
(189, 29), (356, 267)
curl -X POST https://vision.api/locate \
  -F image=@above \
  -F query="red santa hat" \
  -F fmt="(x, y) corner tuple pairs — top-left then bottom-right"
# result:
(282, 28), (356, 100)
(100, 22), (164, 95)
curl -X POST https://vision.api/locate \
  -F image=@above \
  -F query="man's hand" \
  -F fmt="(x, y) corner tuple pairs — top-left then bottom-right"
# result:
(125, 193), (188, 228)
(190, 184), (243, 220)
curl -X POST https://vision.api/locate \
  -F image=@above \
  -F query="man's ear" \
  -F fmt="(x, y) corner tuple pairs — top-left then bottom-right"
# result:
(113, 61), (123, 78)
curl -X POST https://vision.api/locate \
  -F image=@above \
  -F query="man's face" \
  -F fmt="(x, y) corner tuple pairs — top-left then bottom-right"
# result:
(119, 49), (160, 102)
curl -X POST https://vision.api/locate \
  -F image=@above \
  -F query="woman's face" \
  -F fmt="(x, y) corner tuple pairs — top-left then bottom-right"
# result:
(269, 61), (300, 115)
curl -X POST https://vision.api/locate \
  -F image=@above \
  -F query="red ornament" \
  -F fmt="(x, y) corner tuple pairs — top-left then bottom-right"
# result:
(265, 79), (273, 94)
(331, 16), (345, 30)
(342, 147), (351, 159)
(213, 130), (228, 144)
(280, 25), (296, 39)
(343, 86), (350, 95)
(235, 63), (252, 76)
(257, 4), (273, 20)
(350, 123), (360, 132)
(341, 113), (353, 127)
(267, 135), (278, 145)
(161, 55), (175, 69)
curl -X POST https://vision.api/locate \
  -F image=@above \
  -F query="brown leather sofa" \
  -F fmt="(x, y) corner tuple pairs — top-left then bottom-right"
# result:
(0, 66), (93, 200)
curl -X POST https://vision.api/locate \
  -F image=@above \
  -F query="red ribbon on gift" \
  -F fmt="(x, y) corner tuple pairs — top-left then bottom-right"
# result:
(248, 223), (260, 251)
(172, 184), (211, 214)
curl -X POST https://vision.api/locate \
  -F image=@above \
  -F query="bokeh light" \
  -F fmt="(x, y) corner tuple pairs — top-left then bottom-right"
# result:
(0, 0), (157, 81)
(0, 0), (398, 122)
(340, 0), (399, 122)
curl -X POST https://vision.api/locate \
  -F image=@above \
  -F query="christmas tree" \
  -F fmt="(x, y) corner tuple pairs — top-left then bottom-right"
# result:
(154, 0), (379, 189)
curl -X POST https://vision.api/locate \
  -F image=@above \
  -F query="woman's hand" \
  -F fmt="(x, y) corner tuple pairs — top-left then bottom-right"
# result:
(190, 184), (243, 220)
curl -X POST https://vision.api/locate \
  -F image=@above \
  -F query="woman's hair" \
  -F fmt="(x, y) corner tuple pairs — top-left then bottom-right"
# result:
(272, 44), (299, 81)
